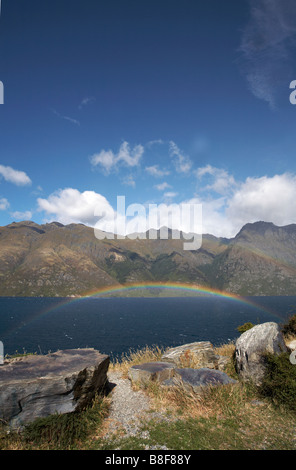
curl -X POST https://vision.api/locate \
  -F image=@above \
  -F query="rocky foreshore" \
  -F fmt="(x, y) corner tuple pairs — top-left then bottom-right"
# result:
(0, 322), (291, 430)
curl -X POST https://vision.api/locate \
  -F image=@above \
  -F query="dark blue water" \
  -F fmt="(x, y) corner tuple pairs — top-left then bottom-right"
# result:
(0, 296), (295, 360)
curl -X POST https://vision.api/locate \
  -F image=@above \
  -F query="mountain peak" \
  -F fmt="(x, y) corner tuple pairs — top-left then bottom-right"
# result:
(236, 221), (277, 237)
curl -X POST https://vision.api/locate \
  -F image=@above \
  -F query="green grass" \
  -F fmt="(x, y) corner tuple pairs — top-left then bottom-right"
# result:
(259, 352), (296, 412)
(2, 339), (296, 451)
(89, 380), (296, 451)
(0, 395), (110, 451)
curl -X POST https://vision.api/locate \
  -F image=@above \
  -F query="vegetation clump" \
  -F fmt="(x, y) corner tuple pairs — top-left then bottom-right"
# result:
(236, 322), (254, 334)
(281, 313), (296, 338)
(0, 395), (109, 451)
(2, 325), (296, 451)
(259, 352), (296, 413)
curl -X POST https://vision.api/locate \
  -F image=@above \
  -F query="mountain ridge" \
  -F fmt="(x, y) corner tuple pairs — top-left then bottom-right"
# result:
(1, 220), (296, 296)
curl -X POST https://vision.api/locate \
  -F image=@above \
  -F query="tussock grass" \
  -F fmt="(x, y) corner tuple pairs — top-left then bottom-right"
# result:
(110, 345), (165, 377)
(2, 331), (296, 451)
(214, 341), (236, 357)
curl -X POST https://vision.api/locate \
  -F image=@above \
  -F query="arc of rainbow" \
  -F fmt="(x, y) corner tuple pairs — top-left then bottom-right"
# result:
(2, 282), (283, 341)
(81, 282), (280, 317)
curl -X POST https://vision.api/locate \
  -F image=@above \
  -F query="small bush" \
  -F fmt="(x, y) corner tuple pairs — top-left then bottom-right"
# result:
(281, 314), (296, 338)
(259, 352), (296, 412)
(236, 322), (254, 334)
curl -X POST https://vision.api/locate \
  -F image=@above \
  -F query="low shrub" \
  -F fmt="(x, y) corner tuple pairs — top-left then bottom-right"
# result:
(259, 352), (296, 412)
(236, 322), (254, 334)
(281, 314), (296, 338)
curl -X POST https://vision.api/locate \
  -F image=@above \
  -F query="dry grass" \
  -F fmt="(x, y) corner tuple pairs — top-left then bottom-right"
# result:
(284, 334), (296, 346)
(110, 345), (165, 377)
(214, 341), (236, 357)
(132, 371), (296, 450)
(3, 340), (296, 451)
(110, 342), (238, 421)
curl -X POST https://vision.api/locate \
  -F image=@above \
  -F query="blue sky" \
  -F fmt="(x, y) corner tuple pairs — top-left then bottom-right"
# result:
(1, 0), (296, 237)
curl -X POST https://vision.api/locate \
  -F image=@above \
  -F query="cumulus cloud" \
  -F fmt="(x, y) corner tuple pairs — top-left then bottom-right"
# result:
(239, 0), (296, 107)
(37, 188), (115, 227)
(36, 173), (296, 240)
(196, 165), (236, 195)
(90, 141), (144, 174)
(0, 165), (32, 186)
(11, 210), (33, 221)
(169, 141), (192, 173)
(195, 172), (296, 237)
(226, 173), (296, 229)
(0, 198), (9, 210)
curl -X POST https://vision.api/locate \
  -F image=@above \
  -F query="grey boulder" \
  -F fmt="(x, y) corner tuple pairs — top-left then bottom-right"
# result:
(128, 362), (176, 385)
(128, 362), (236, 394)
(0, 348), (109, 429)
(235, 322), (287, 385)
(161, 341), (219, 369)
(169, 368), (237, 393)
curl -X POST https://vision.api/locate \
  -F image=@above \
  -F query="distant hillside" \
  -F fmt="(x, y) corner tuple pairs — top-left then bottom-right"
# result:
(0, 220), (296, 296)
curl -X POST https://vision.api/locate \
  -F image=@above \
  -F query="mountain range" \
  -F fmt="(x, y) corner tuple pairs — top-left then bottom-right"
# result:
(0, 220), (296, 296)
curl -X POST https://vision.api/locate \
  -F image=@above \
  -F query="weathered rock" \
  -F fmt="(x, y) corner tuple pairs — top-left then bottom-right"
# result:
(162, 368), (237, 393)
(0, 349), (109, 429)
(128, 362), (176, 385)
(217, 355), (231, 371)
(235, 322), (288, 385)
(161, 341), (219, 369)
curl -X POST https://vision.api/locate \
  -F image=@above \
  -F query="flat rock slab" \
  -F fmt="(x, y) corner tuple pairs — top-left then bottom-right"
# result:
(161, 341), (219, 369)
(163, 368), (237, 393)
(128, 362), (176, 385)
(0, 349), (109, 429)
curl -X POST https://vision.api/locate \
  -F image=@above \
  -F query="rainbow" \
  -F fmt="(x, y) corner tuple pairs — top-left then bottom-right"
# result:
(40, 281), (279, 318)
(4, 282), (281, 340)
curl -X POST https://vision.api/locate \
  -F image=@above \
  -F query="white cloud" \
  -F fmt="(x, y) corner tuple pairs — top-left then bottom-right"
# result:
(196, 165), (236, 195)
(11, 210), (33, 221)
(37, 188), (115, 226)
(169, 141), (192, 173)
(36, 173), (296, 240)
(194, 172), (296, 237)
(90, 141), (144, 174)
(117, 141), (143, 167)
(146, 139), (164, 147)
(154, 182), (171, 191)
(239, 0), (296, 107)
(0, 198), (9, 210)
(0, 165), (32, 186)
(90, 150), (116, 174)
(78, 97), (95, 109)
(186, 196), (231, 237)
(51, 109), (80, 126)
(145, 165), (170, 178)
(122, 175), (136, 187)
(164, 192), (178, 199)
(226, 173), (296, 229)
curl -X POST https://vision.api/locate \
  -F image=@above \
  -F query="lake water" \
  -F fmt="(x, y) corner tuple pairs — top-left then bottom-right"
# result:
(0, 296), (295, 360)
